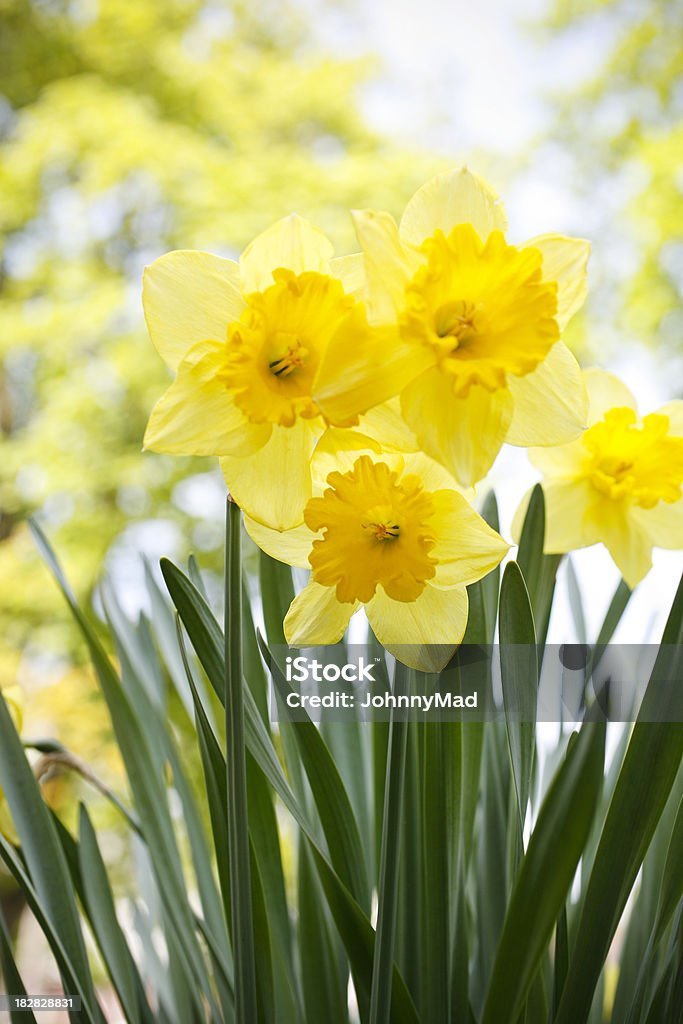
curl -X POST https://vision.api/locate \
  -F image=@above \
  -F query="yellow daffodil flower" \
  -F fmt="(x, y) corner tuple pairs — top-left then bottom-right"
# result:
(143, 214), (385, 530)
(246, 443), (508, 671)
(515, 369), (683, 587)
(316, 168), (590, 486)
(0, 685), (23, 845)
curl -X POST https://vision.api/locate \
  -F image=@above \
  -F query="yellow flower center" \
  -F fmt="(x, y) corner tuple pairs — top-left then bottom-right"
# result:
(304, 456), (437, 603)
(583, 407), (683, 509)
(401, 224), (560, 397)
(221, 269), (356, 427)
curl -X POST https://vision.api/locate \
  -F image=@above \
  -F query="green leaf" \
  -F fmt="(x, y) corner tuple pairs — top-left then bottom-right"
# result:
(29, 520), (219, 1019)
(259, 550), (294, 648)
(481, 721), (605, 1024)
(0, 910), (38, 1024)
(0, 834), (100, 1024)
(566, 556), (587, 645)
(554, 573), (683, 1024)
(652, 791), (683, 948)
(298, 838), (348, 1023)
(0, 693), (101, 1023)
(473, 723), (510, 1000)
(595, 578), (632, 648)
(164, 556), (417, 1019)
(552, 905), (569, 1017)
(259, 633), (370, 910)
(370, 665), (410, 1024)
(499, 561), (538, 831)
(479, 490), (502, 642)
(516, 484), (562, 644)
(78, 806), (154, 1024)
(420, 713), (452, 1024)
(313, 850), (420, 1024)
(224, 501), (258, 1024)
(395, 723), (422, 1006)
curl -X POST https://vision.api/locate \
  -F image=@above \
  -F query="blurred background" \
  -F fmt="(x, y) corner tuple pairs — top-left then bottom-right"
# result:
(0, 0), (682, 1008)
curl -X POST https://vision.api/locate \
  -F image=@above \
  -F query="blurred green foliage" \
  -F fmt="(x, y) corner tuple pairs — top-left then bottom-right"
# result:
(543, 0), (683, 356)
(0, 0), (441, 689)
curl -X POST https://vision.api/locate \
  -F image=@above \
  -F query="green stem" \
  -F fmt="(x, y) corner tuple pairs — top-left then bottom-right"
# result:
(225, 498), (258, 1022)
(369, 664), (409, 1024)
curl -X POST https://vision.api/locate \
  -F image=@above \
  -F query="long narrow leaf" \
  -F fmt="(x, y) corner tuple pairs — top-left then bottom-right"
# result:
(370, 666), (410, 1024)
(481, 721), (605, 1024)
(555, 573), (683, 1024)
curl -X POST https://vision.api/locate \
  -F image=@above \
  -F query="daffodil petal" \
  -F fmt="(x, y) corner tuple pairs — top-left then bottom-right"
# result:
(239, 214), (334, 293)
(399, 167), (507, 247)
(506, 342), (588, 447)
(631, 499), (683, 551)
(528, 438), (586, 478)
(314, 310), (433, 426)
(513, 479), (598, 552)
(584, 368), (637, 424)
(366, 584), (467, 671)
(430, 490), (509, 587)
(401, 452), (462, 492)
(330, 252), (366, 298)
(284, 581), (357, 645)
(310, 432), (399, 491)
(401, 368), (514, 486)
(524, 234), (590, 329)
(144, 341), (269, 456)
(357, 398), (420, 453)
(593, 505), (652, 589)
(656, 400), (683, 436)
(220, 419), (320, 530)
(244, 516), (315, 568)
(351, 210), (421, 321)
(143, 250), (244, 370)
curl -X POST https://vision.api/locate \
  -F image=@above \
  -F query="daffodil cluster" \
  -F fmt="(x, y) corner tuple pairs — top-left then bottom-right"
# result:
(0, 686), (23, 844)
(144, 167), (683, 666)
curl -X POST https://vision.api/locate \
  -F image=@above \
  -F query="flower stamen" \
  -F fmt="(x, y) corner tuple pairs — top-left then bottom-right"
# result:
(364, 520), (400, 540)
(268, 333), (309, 377)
